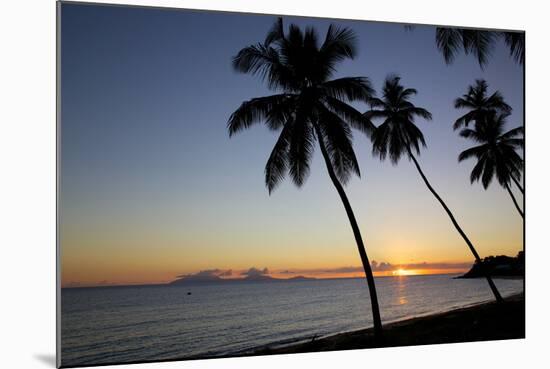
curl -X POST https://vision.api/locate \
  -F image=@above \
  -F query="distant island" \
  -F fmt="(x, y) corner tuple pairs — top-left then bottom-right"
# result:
(169, 274), (316, 285)
(459, 251), (524, 278)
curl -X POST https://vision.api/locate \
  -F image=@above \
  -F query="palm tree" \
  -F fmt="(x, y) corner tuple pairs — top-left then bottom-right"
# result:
(435, 28), (524, 68)
(458, 111), (524, 218)
(455, 80), (523, 194)
(228, 18), (384, 337)
(365, 75), (504, 303)
(453, 79), (512, 130)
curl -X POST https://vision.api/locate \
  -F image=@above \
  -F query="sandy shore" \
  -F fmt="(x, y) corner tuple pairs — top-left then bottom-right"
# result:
(250, 294), (524, 355)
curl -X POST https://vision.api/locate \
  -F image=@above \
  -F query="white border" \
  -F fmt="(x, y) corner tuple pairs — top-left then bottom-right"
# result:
(1, 1), (549, 369)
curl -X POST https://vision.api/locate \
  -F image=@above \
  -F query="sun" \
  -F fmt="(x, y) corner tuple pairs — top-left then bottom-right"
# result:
(393, 268), (413, 276)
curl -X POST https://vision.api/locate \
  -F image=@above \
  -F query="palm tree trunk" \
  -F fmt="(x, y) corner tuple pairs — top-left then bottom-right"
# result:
(511, 175), (524, 195)
(314, 125), (383, 339)
(505, 182), (524, 218)
(405, 146), (504, 303)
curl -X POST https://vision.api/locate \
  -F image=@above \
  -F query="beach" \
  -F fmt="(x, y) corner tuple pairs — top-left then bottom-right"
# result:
(251, 293), (524, 356)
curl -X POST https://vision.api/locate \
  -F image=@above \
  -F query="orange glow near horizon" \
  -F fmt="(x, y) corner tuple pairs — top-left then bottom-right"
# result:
(60, 222), (521, 287)
(61, 265), (472, 288)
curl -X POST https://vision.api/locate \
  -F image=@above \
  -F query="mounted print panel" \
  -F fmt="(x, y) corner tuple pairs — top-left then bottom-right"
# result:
(57, 1), (525, 367)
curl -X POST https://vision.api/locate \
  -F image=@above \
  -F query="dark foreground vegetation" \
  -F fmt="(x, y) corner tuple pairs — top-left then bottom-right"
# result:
(460, 251), (524, 278)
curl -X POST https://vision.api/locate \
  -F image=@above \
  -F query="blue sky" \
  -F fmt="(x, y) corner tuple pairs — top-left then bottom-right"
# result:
(60, 3), (523, 285)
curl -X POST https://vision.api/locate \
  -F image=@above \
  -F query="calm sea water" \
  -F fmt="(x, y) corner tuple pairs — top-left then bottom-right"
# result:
(61, 275), (523, 366)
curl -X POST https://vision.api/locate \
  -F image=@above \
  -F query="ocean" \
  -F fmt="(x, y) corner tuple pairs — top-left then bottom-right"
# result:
(60, 275), (523, 366)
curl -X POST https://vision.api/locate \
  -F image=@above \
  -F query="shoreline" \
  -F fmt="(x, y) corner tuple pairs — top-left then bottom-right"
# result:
(245, 293), (524, 356)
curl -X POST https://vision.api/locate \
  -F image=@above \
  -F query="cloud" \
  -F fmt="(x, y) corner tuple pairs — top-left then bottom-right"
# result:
(241, 267), (269, 277)
(272, 261), (471, 276)
(400, 262), (472, 270)
(315, 263), (393, 273)
(175, 267), (272, 281)
(370, 261), (394, 271)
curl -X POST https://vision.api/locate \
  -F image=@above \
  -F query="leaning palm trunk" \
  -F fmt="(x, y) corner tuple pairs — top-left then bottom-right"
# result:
(314, 124), (383, 338)
(511, 175), (524, 195)
(505, 181), (524, 218)
(405, 146), (504, 303)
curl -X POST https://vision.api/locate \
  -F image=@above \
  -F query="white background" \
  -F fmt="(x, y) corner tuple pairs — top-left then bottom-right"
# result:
(0, 0), (548, 368)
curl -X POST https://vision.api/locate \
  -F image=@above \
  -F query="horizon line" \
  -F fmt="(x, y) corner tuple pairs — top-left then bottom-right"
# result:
(62, 272), (470, 289)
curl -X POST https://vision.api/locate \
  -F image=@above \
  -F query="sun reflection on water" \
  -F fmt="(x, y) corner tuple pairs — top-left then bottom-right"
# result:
(396, 273), (408, 305)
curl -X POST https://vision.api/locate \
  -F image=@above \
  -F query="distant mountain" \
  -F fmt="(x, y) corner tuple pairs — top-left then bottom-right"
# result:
(459, 251), (524, 278)
(169, 274), (223, 285)
(169, 274), (316, 285)
(288, 275), (316, 281)
(243, 274), (277, 282)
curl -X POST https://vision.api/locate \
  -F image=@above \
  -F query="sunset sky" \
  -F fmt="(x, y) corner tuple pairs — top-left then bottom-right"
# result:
(60, 3), (523, 287)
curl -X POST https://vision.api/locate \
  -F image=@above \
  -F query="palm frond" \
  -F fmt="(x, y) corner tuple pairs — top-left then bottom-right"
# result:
(371, 119), (394, 162)
(502, 138), (524, 148)
(403, 106), (433, 121)
(227, 94), (295, 136)
(287, 116), (314, 187)
(303, 26), (319, 52)
(469, 155), (486, 183)
(368, 97), (389, 110)
(265, 122), (292, 193)
(319, 24), (357, 65)
(264, 17), (284, 46)
(453, 110), (478, 130)
(399, 87), (418, 101)
(458, 144), (486, 162)
(435, 28), (463, 64)
(461, 30), (496, 68)
(364, 109), (388, 120)
(232, 44), (294, 90)
(486, 91), (512, 113)
(454, 96), (476, 110)
(459, 128), (483, 142)
(501, 31), (525, 64)
(317, 106), (360, 183)
(480, 156), (495, 188)
(402, 119), (427, 155)
(321, 77), (374, 103)
(500, 126), (524, 139)
(323, 96), (376, 137)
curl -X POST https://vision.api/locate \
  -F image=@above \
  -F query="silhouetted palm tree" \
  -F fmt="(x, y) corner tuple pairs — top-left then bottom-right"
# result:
(228, 18), (384, 337)
(366, 75), (504, 303)
(436, 28), (524, 68)
(453, 79), (512, 130)
(459, 111), (524, 218)
(455, 80), (523, 194)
